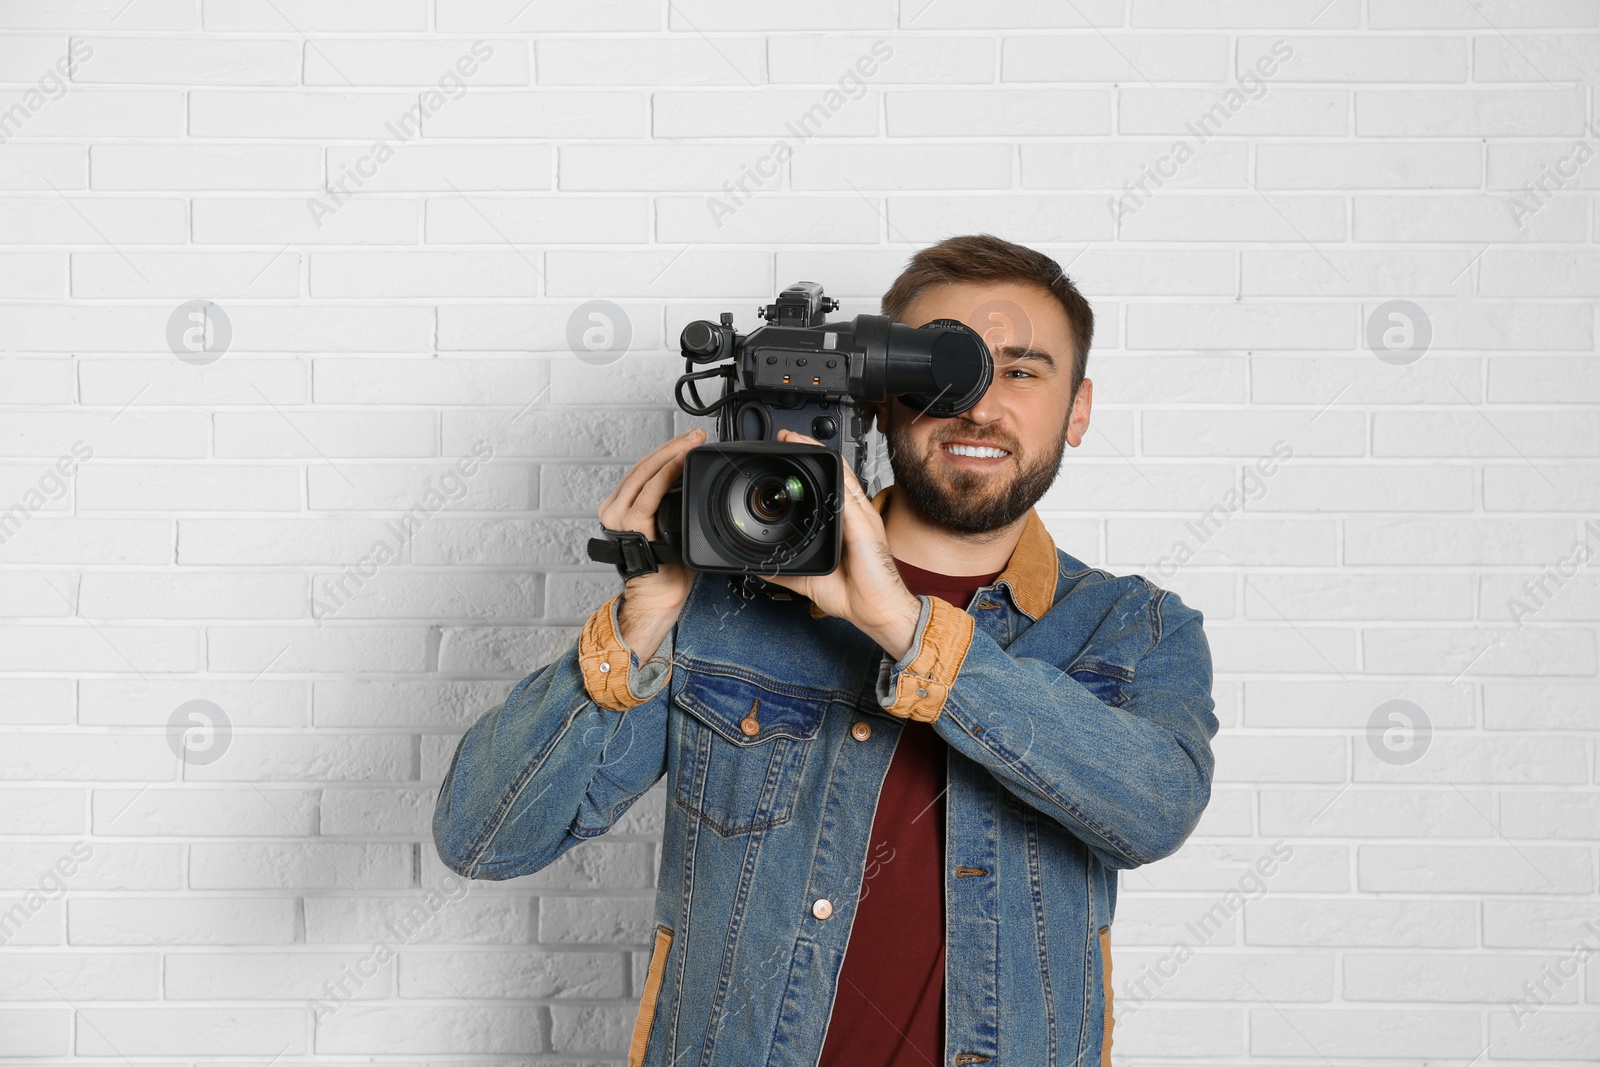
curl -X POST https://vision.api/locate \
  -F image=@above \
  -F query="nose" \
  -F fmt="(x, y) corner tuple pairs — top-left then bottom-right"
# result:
(959, 381), (1004, 427)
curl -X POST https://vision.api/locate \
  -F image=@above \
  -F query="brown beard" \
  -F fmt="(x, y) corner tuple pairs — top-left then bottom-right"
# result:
(882, 402), (1067, 535)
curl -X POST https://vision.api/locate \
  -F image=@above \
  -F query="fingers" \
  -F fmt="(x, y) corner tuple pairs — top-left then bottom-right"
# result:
(627, 445), (692, 538)
(838, 479), (885, 550)
(600, 427), (704, 532)
(602, 427), (701, 510)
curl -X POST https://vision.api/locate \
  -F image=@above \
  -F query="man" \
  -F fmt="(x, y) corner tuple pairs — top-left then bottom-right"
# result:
(433, 234), (1217, 1067)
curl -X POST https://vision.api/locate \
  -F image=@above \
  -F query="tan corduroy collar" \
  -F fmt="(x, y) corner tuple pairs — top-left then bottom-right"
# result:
(869, 483), (1058, 620)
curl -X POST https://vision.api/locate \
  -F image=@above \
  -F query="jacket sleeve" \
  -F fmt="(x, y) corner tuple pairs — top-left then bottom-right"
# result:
(431, 592), (675, 880)
(876, 587), (1216, 871)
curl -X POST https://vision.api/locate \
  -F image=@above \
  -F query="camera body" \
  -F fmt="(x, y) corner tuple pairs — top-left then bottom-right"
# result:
(671, 283), (861, 576)
(589, 281), (993, 580)
(701, 280), (871, 479)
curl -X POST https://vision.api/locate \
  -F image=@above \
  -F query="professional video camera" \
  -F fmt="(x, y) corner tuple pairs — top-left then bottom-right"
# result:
(587, 282), (993, 580)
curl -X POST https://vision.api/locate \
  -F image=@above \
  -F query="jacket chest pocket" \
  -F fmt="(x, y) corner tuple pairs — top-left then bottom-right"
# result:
(671, 669), (827, 837)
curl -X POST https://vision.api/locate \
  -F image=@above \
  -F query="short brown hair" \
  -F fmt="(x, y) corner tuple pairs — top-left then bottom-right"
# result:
(881, 234), (1094, 394)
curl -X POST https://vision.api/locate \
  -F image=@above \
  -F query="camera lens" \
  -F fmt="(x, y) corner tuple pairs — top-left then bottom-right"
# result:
(749, 474), (802, 523)
(712, 458), (822, 561)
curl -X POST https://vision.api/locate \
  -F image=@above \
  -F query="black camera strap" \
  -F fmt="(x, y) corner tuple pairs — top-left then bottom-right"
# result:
(587, 527), (683, 581)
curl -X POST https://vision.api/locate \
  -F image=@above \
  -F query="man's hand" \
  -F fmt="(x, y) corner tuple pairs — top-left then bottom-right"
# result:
(759, 430), (922, 661)
(599, 427), (704, 661)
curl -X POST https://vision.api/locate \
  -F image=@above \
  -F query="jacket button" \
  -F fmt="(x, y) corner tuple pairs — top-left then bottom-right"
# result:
(851, 721), (871, 741)
(740, 716), (760, 737)
(812, 898), (833, 920)
(598, 662), (611, 674)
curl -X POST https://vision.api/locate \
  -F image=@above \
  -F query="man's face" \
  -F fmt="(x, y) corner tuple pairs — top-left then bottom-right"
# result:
(870, 280), (1092, 535)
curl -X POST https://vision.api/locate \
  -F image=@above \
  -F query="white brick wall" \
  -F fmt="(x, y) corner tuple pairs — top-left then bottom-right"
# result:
(0, 1), (1596, 1063)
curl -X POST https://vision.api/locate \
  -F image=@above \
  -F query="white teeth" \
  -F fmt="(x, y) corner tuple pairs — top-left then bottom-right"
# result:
(945, 443), (1009, 459)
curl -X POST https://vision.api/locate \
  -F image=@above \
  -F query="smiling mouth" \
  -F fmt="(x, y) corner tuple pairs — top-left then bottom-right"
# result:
(941, 442), (1011, 460)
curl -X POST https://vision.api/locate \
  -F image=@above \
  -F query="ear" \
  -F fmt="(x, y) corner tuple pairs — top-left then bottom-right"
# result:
(1064, 378), (1093, 448)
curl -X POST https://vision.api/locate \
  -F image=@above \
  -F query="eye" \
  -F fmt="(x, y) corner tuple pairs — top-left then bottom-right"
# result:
(1003, 367), (1034, 379)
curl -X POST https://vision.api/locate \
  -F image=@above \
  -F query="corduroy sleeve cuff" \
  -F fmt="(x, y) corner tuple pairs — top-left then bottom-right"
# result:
(577, 593), (673, 711)
(875, 595), (976, 723)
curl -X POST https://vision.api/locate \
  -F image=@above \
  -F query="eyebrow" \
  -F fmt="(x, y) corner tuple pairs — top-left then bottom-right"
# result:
(993, 344), (1057, 370)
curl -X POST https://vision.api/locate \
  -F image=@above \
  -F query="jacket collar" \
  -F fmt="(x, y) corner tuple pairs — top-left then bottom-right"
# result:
(870, 483), (1058, 621)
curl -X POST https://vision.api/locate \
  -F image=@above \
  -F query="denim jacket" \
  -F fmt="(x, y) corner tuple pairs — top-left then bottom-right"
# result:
(432, 485), (1217, 1067)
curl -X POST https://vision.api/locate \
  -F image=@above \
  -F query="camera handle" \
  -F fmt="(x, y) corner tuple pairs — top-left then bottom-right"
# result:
(586, 527), (683, 582)
(587, 527), (798, 605)
(587, 525), (787, 605)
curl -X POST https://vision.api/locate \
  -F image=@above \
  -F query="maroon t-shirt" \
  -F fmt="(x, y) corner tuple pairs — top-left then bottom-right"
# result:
(818, 558), (1004, 1067)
